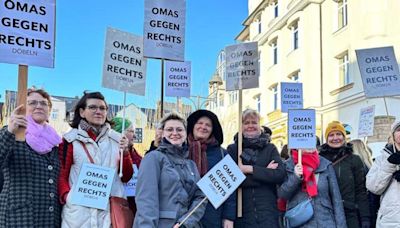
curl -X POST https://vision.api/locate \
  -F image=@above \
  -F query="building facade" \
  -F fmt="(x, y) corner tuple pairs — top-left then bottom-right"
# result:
(209, 0), (400, 153)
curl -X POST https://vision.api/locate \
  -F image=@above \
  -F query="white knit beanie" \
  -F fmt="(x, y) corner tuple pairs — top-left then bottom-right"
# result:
(392, 121), (400, 137)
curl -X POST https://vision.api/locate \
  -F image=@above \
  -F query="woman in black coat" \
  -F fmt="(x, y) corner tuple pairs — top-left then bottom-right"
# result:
(187, 110), (236, 228)
(0, 89), (61, 227)
(228, 109), (286, 228)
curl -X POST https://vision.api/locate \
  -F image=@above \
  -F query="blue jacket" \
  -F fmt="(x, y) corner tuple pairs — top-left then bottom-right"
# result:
(278, 156), (347, 228)
(201, 144), (236, 228)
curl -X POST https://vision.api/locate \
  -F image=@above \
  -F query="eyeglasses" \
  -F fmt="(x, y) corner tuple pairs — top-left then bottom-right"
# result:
(27, 100), (49, 107)
(164, 127), (185, 134)
(86, 105), (108, 112)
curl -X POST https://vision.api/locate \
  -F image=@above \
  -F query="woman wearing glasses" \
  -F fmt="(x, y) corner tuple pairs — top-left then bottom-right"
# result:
(58, 92), (133, 228)
(0, 88), (62, 227)
(134, 113), (207, 228)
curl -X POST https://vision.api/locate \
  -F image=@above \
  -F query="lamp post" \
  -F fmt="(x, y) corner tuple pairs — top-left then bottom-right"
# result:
(185, 71), (223, 110)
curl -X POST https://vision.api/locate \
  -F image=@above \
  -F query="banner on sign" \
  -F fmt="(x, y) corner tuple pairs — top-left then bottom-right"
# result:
(288, 109), (316, 149)
(124, 164), (138, 197)
(355, 46), (400, 98)
(0, 0), (56, 68)
(225, 42), (259, 91)
(165, 61), (191, 97)
(102, 27), (147, 95)
(70, 163), (116, 210)
(281, 82), (303, 113)
(143, 0), (186, 61)
(358, 105), (375, 138)
(197, 155), (246, 209)
(134, 128), (143, 143)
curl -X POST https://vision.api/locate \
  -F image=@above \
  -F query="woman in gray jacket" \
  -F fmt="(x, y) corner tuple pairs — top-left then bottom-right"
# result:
(134, 113), (207, 228)
(278, 148), (347, 228)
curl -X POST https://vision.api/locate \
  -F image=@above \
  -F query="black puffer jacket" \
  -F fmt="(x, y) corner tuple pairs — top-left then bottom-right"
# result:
(320, 143), (370, 228)
(228, 133), (286, 228)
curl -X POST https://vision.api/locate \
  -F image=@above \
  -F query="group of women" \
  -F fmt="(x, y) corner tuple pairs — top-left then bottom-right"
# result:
(0, 88), (399, 227)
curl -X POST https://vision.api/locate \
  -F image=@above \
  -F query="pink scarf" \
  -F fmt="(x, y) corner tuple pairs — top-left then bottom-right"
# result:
(26, 115), (61, 154)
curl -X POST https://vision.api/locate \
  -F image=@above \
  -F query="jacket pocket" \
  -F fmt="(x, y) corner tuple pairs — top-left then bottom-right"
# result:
(160, 210), (177, 219)
(6, 200), (34, 226)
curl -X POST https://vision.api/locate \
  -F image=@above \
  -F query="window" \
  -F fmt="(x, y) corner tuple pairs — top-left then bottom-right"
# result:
(337, 0), (348, 29)
(291, 22), (299, 50)
(256, 15), (262, 34)
(290, 71), (300, 82)
(338, 52), (350, 86)
(271, 39), (278, 65)
(229, 91), (238, 105)
(255, 95), (261, 113)
(271, 85), (278, 110)
(273, 1), (279, 18)
(219, 94), (224, 107)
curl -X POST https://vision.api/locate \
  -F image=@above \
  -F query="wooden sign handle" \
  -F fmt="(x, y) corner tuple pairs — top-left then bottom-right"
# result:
(15, 65), (28, 141)
(237, 89), (243, 217)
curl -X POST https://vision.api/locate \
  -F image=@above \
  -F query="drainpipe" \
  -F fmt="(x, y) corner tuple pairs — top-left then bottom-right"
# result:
(319, 2), (324, 143)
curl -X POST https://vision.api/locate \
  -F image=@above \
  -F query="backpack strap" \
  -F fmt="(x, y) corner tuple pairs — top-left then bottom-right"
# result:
(332, 154), (349, 166)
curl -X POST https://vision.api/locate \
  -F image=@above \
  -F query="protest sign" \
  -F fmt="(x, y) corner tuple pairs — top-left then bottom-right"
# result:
(225, 42), (259, 91)
(358, 105), (375, 138)
(197, 155), (246, 209)
(124, 164), (138, 197)
(143, 0), (186, 61)
(0, 0), (56, 68)
(134, 128), (143, 143)
(70, 163), (116, 210)
(102, 27), (147, 95)
(355, 46), (400, 97)
(288, 109), (316, 149)
(281, 82), (303, 113)
(165, 60), (191, 97)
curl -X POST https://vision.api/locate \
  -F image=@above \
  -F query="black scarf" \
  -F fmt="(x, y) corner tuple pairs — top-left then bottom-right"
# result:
(319, 143), (353, 163)
(234, 133), (269, 165)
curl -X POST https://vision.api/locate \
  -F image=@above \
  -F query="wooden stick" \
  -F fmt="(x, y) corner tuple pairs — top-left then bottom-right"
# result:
(160, 59), (165, 118)
(119, 92), (127, 178)
(15, 65), (28, 141)
(298, 149), (302, 165)
(383, 97), (389, 117)
(237, 89), (243, 217)
(178, 197), (207, 227)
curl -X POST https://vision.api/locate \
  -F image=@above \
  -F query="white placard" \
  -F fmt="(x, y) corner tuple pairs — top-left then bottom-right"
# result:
(165, 60), (191, 97)
(143, 0), (186, 61)
(225, 42), (259, 91)
(197, 155), (246, 209)
(0, 0), (56, 68)
(355, 46), (400, 98)
(288, 109), (316, 149)
(70, 163), (116, 210)
(102, 27), (147, 95)
(124, 164), (138, 197)
(281, 82), (303, 113)
(358, 105), (375, 138)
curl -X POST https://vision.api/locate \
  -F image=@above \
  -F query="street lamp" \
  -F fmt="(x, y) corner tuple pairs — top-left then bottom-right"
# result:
(185, 71), (223, 110)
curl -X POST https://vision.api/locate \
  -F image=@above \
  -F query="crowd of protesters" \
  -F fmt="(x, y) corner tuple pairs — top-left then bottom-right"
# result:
(0, 88), (399, 227)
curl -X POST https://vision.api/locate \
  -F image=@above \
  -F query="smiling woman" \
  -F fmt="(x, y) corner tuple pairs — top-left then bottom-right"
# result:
(0, 88), (62, 227)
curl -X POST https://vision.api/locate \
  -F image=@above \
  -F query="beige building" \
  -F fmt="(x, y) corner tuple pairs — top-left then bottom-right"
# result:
(209, 0), (400, 153)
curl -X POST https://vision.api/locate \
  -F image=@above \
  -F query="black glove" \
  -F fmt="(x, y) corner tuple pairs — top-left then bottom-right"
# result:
(387, 153), (400, 164)
(393, 170), (400, 182)
(361, 220), (370, 228)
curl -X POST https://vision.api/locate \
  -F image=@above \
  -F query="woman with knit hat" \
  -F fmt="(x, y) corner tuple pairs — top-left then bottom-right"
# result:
(320, 121), (370, 228)
(278, 147), (346, 227)
(187, 109), (236, 228)
(111, 117), (142, 219)
(367, 121), (400, 227)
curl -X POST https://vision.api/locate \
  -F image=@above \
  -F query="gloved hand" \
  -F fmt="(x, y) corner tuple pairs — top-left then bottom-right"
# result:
(361, 220), (370, 228)
(393, 170), (400, 182)
(387, 153), (400, 164)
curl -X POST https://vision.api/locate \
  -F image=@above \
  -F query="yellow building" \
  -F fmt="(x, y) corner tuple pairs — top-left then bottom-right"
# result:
(209, 0), (400, 151)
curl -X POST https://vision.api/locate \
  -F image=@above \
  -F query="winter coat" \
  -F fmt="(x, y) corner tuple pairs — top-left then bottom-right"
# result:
(366, 144), (400, 228)
(200, 144), (236, 228)
(319, 143), (370, 228)
(59, 125), (133, 228)
(278, 156), (347, 228)
(228, 133), (286, 227)
(0, 127), (61, 227)
(134, 140), (207, 228)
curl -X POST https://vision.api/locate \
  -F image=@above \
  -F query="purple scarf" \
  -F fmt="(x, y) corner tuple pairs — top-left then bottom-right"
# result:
(26, 115), (61, 154)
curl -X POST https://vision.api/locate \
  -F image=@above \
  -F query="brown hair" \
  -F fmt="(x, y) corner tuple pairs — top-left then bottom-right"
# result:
(27, 88), (52, 109)
(159, 112), (187, 130)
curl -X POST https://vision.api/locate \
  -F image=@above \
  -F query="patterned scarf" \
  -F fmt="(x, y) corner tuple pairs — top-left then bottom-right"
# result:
(79, 119), (102, 136)
(292, 149), (320, 197)
(188, 134), (217, 177)
(25, 115), (61, 154)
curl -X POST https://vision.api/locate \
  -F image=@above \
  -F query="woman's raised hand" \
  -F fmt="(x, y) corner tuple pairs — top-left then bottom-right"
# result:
(7, 105), (27, 134)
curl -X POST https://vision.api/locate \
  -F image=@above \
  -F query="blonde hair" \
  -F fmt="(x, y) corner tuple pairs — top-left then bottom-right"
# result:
(242, 109), (260, 122)
(350, 139), (373, 169)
